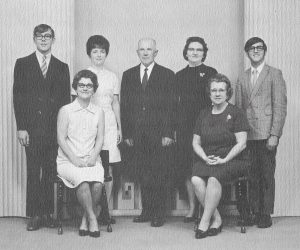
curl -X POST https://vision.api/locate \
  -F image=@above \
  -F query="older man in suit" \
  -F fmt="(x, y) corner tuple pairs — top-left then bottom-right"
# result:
(120, 38), (175, 227)
(13, 24), (70, 231)
(235, 37), (287, 228)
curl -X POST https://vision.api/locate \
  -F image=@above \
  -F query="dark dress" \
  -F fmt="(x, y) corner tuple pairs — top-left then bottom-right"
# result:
(192, 104), (250, 184)
(175, 64), (217, 191)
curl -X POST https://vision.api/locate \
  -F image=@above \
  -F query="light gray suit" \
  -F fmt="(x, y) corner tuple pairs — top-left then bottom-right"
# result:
(235, 64), (287, 214)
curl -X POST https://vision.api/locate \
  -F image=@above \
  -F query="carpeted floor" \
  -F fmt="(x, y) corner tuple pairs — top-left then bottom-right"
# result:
(0, 216), (299, 250)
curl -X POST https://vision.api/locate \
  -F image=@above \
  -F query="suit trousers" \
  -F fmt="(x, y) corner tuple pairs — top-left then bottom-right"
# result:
(247, 140), (277, 214)
(25, 138), (57, 217)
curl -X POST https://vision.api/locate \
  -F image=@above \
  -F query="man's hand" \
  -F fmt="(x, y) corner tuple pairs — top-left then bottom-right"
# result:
(266, 135), (279, 151)
(162, 137), (174, 147)
(17, 130), (29, 146)
(124, 138), (134, 147)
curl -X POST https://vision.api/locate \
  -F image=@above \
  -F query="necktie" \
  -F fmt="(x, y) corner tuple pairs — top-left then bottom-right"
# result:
(41, 55), (47, 78)
(142, 68), (148, 90)
(251, 69), (258, 87)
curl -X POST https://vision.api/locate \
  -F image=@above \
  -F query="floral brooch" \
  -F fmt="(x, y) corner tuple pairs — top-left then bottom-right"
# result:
(226, 114), (232, 121)
(199, 72), (205, 77)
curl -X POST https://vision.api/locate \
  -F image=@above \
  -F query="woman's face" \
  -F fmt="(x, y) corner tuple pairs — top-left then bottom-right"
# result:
(90, 47), (107, 66)
(186, 42), (204, 65)
(76, 77), (94, 100)
(210, 81), (228, 105)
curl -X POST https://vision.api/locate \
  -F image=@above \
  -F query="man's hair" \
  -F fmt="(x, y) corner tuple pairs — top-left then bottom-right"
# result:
(72, 70), (98, 92)
(33, 24), (55, 38)
(244, 37), (267, 52)
(86, 35), (110, 56)
(183, 37), (208, 62)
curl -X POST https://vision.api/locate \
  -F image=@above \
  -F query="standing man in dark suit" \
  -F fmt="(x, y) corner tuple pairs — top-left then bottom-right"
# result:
(120, 38), (175, 227)
(13, 24), (70, 231)
(235, 37), (287, 228)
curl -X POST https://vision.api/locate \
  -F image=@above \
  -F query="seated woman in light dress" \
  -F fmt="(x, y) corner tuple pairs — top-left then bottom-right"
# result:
(57, 70), (104, 238)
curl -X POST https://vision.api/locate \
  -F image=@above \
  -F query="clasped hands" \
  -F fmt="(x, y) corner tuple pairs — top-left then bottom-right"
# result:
(205, 155), (226, 166)
(72, 155), (97, 168)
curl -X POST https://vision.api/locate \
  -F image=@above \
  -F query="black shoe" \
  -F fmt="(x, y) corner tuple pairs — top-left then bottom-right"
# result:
(195, 229), (209, 239)
(89, 230), (100, 238)
(79, 229), (89, 236)
(133, 215), (151, 223)
(26, 216), (41, 231)
(151, 217), (164, 227)
(42, 214), (57, 228)
(207, 223), (223, 236)
(183, 217), (195, 223)
(257, 214), (272, 228)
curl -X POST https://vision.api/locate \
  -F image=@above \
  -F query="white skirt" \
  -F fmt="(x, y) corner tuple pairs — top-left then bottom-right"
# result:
(57, 159), (104, 188)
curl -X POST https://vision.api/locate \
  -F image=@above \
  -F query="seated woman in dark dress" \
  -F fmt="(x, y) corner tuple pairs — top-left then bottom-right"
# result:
(192, 73), (250, 239)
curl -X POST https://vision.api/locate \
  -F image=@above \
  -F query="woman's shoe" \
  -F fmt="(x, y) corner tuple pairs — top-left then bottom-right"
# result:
(78, 229), (89, 236)
(89, 230), (100, 238)
(195, 229), (209, 239)
(207, 223), (223, 236)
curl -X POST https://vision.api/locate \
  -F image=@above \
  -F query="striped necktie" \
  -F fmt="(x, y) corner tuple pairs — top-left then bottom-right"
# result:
(41, 55), (47, 78)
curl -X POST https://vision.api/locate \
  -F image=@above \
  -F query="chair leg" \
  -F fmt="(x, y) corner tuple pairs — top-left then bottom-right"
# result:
(194, 204), (202, 232)
(236, 179), (250, 233)
(101, 187), (112, 232)
(57, 181), (64, 235)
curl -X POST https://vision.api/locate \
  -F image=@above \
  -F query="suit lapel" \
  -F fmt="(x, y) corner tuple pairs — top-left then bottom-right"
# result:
(249, 64), (269, 104)
(30, 53), (45, 80)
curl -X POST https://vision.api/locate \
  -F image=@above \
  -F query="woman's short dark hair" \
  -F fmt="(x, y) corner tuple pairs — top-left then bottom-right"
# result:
(206, 73), (233, 101)
(72, 70), (98, 92)
(86, 35), (110, 56)
(33, 24), (55, 39)
(183, 37), (208, 62)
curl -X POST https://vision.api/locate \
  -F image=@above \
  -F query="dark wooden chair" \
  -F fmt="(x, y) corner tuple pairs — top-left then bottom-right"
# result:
(54, 176), (112, 235)
(194, 176), (252, 233)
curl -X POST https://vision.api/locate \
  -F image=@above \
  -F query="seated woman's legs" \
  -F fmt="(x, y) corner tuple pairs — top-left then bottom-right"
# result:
(90, 182), (103, 217)
(76, 182), (101, 233)
(185, 178), (196, 218)
(199, 177), (222, 230)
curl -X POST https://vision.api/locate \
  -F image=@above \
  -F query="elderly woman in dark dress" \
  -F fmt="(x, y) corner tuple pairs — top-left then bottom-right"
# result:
(192, 74), (250, 239)
(175, 37), (217, 221)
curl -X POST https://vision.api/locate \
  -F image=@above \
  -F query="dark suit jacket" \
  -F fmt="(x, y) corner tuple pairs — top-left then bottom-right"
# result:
(120, 63), (175, 185)
(13, 52), (70, 145)
(235, 64), (287, 140)
(121, 63), (175, 143)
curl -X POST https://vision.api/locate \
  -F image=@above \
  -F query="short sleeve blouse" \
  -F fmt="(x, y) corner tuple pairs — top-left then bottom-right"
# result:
(193, 103), (249, 158)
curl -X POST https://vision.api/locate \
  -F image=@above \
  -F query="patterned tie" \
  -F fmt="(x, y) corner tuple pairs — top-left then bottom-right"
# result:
(41, 55), (47, 78)
(251, 69), (258, 87)
(142, 68), (148, 90)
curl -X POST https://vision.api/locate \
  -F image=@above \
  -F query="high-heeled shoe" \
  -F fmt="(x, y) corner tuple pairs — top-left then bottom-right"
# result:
(78, 229), (89, 236)
(207, 223), (223, 236)
(195, 228), (209, 239)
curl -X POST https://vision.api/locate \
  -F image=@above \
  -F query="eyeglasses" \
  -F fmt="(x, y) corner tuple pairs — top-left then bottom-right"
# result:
(187, 48), (204, 52)
(78, 83), (94, 89)
(248, 46), (264, 52)
(35, 34), (53, 40)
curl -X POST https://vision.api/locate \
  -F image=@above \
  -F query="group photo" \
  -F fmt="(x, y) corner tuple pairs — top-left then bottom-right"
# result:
(1, 0), (300, 249)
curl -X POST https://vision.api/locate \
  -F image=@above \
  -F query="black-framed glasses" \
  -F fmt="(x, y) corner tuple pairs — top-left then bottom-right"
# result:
(35, 34), (53, 40)
(78, 83), (93, 89)
(248, 46), (264, 52)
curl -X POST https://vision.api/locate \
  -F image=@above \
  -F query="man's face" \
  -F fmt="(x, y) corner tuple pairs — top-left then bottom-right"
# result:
(136, 39), (158, 67)
(247, 42), (266, 66)
(34, 29), (54, 55)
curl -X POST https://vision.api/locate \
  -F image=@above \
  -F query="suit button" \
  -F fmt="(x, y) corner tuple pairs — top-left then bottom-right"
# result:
(38, 97), (42, 101)
(143, 107), (146, 111)
(38, 111), (42, 115)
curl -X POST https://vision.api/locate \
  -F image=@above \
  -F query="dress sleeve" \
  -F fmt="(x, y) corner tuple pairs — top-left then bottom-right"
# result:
(232, 106), (250, 133)
(193, 110), (205, 136)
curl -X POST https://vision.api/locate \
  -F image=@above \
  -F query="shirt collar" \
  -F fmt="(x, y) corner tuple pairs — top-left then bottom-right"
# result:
(140, 62), (155, 80)
(251, 61), (265, 75)
(71, 98), (96, 114)
(35, 50), (51, 65)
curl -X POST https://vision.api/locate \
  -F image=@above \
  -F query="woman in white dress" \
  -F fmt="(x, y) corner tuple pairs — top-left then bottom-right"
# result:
(57, 70), (104, 237)
(86, 35), (122, 223)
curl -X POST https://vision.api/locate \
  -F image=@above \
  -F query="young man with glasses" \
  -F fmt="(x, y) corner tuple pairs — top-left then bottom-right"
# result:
(13, 24), (70, 231)
(235, 37), (287, 228)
